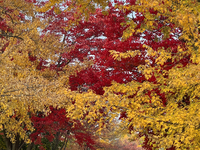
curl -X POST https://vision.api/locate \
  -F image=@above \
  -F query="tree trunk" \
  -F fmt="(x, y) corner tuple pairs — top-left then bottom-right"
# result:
(3, 129), (26, 150)
(51, 132), (60, 150)
(27, 142), (34, 150)
(3, 129), (12, 150)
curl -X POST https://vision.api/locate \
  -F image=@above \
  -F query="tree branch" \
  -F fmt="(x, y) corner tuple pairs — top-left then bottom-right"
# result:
(0, 33), (23, 40)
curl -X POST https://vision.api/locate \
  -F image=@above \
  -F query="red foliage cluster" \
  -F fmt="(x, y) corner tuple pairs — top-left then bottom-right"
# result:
(30, 107), (96, 150)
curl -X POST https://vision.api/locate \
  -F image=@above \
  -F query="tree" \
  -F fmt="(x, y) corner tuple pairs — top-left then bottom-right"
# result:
(110, 0), (200, 149)
(30, 107), (97, 150)
(99, 0), (200, 149)
(0, 0), (106, 149)
(63, 0), (200, 149)
(0, 1), (56, 149)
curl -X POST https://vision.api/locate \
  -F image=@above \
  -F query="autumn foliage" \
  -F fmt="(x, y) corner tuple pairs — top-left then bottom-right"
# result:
(1, 0), (200, 150)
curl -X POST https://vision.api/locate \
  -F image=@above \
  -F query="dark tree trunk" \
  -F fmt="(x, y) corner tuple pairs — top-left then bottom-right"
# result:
(51, 132), (60, 150)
